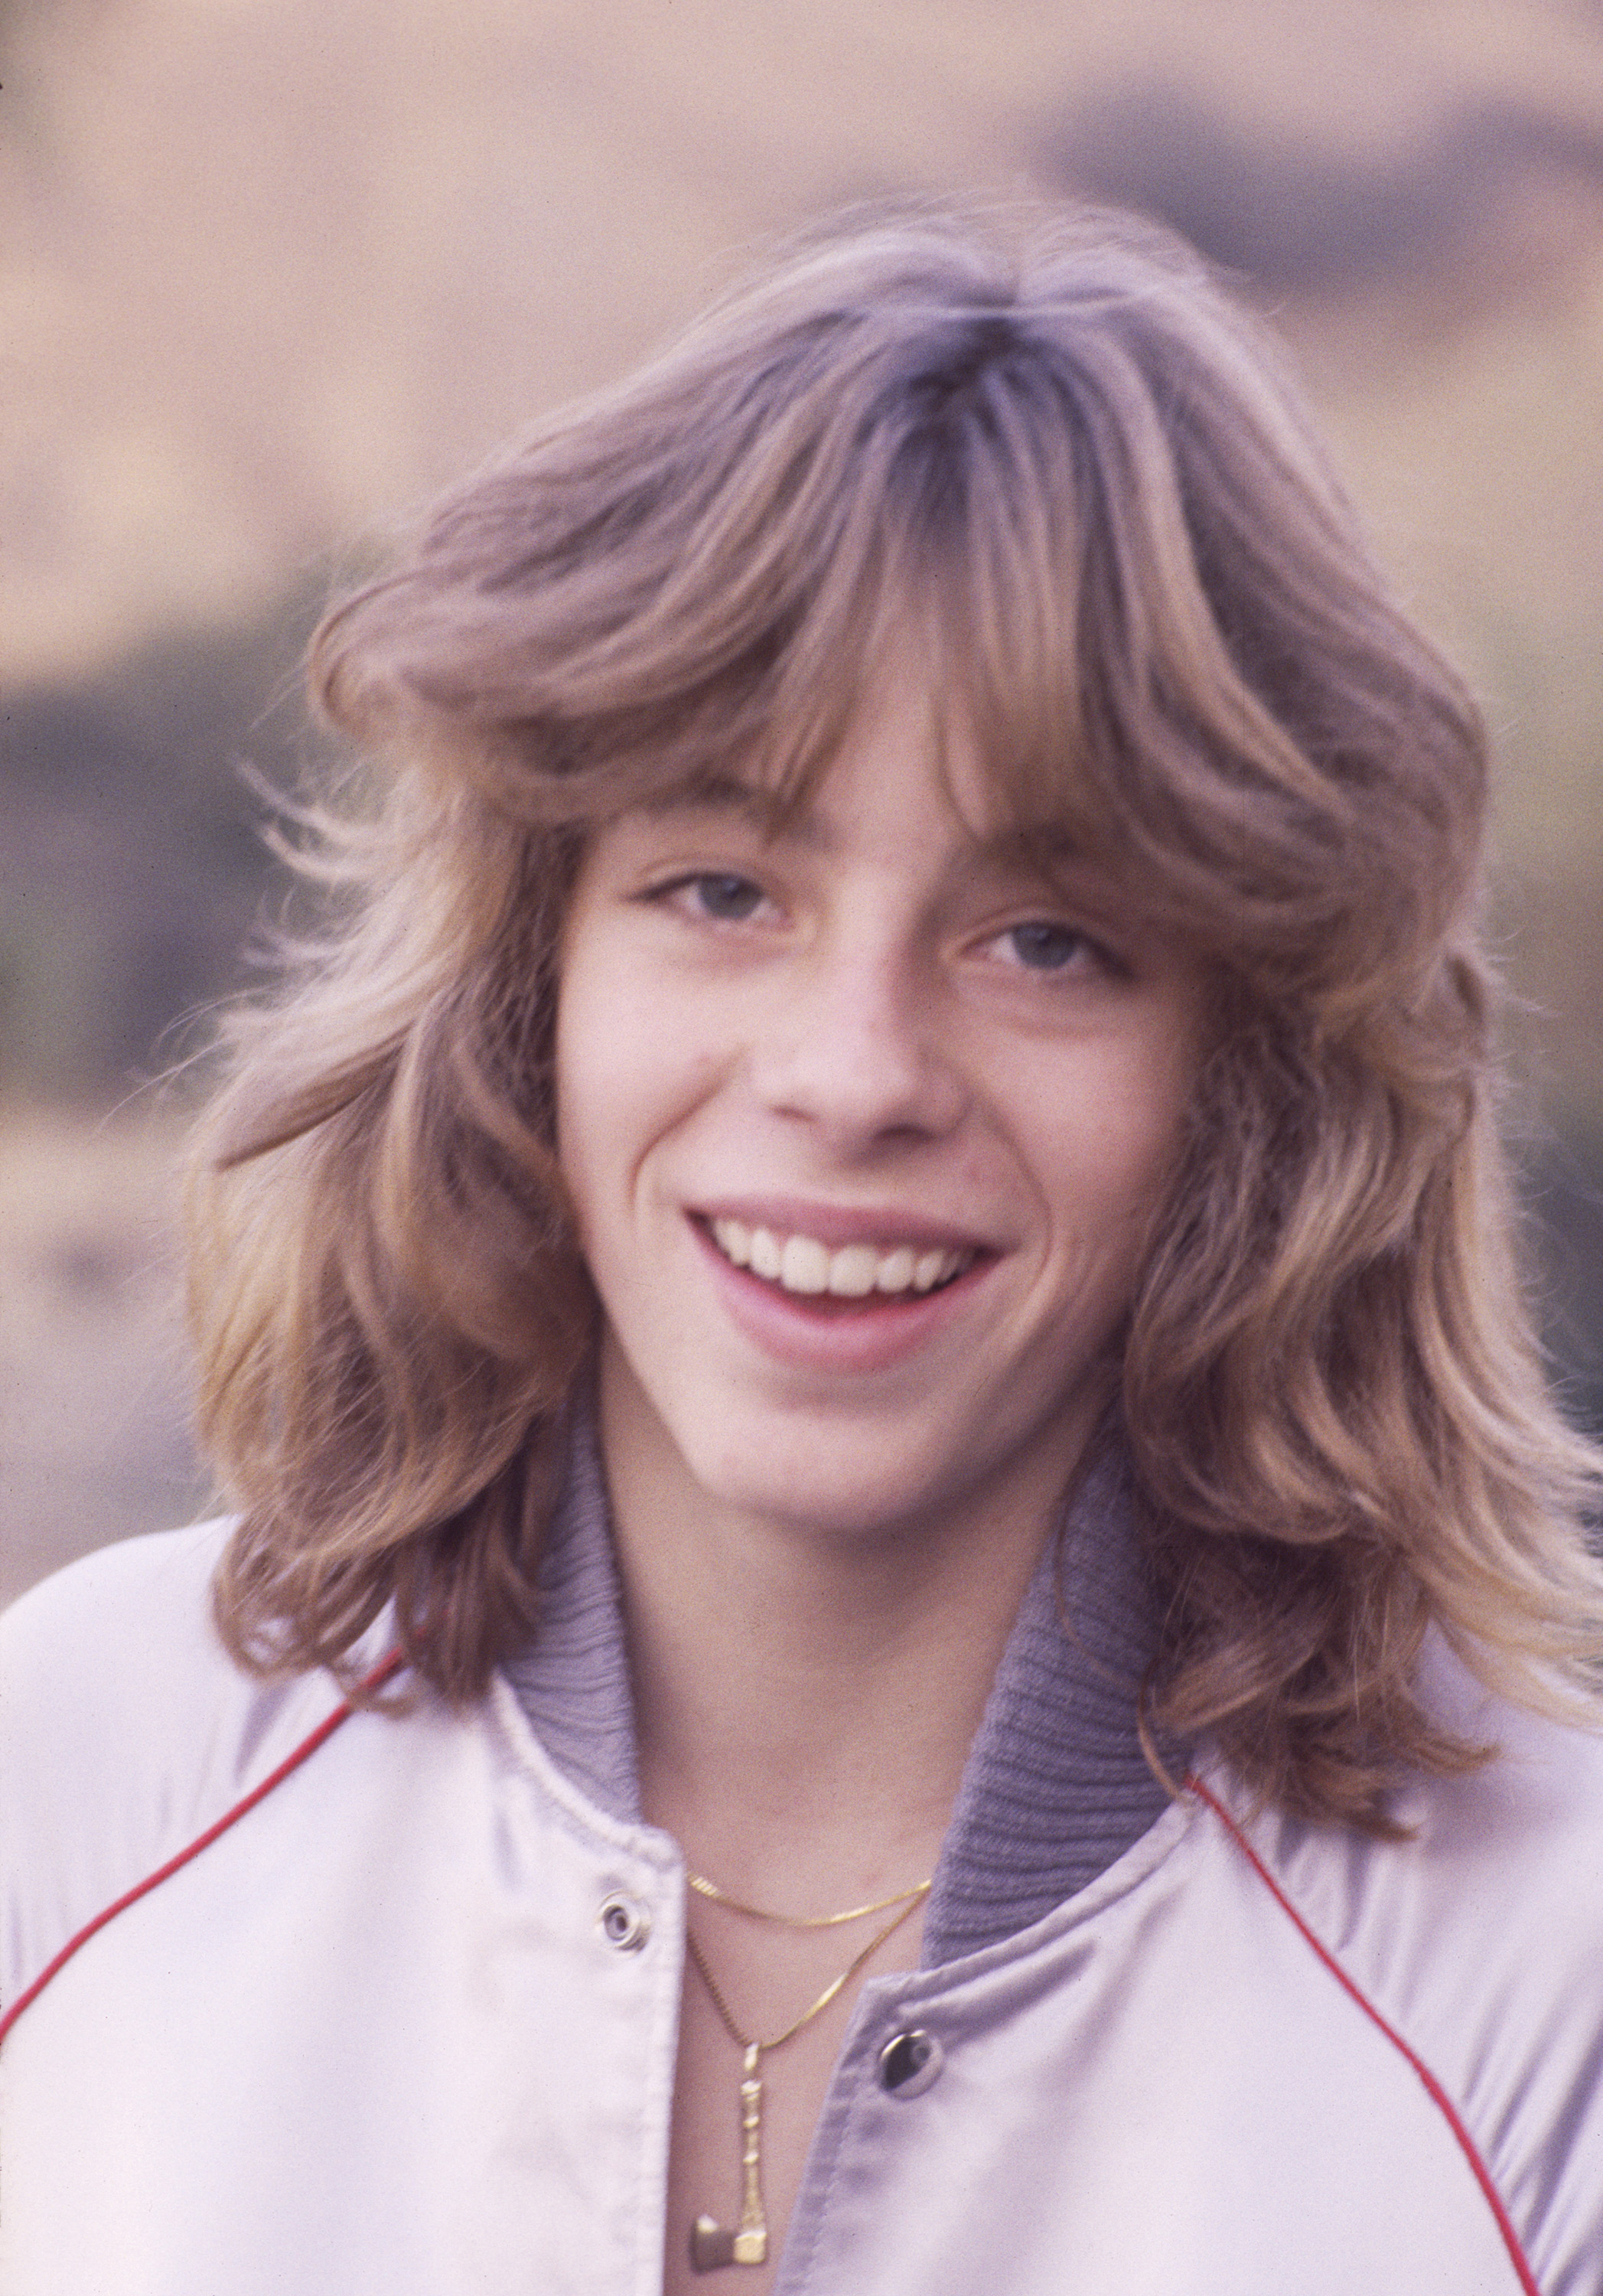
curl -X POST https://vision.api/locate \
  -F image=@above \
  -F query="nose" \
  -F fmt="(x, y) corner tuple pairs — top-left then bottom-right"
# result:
(750, 923), (969, 1151)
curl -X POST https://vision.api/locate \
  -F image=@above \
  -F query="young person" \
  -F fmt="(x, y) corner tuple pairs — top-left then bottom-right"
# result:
(4, 204), (1602, 2296)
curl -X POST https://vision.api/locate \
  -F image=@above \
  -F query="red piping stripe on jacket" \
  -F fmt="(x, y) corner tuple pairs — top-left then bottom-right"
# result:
(0, 1684), (1547, 2294)
(0, 1649), (403, 2050)
(1187, 1776), (1542, 2296)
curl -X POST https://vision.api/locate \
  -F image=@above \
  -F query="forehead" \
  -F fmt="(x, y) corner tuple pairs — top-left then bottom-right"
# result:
(645, 652), (1097, 878)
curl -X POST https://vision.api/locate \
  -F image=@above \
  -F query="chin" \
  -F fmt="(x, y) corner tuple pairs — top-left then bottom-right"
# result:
(679, 1412), (990, 1541)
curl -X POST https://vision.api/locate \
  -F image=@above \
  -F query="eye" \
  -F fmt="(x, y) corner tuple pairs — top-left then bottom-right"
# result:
(655, 871), (773, 924)
(990, 921), (1111, 975)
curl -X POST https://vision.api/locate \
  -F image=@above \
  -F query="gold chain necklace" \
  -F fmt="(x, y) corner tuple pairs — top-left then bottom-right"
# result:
(687, 1867), (932, 1929)
(684, 1871), (932, 2273)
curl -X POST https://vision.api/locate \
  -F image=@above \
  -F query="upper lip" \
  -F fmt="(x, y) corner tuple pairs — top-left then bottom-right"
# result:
(689, 1196), (1000, 1253)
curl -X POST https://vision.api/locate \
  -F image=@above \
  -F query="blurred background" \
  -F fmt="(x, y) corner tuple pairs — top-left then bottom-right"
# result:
(3, 0), (1601, 1607)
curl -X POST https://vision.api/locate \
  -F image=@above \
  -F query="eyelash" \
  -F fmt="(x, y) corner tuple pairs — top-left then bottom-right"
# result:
(986, 921), (1126, 980)
(648, 871), (774, 923)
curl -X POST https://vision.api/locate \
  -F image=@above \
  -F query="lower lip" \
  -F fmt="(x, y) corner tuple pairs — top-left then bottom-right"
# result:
(689, 1220), (994, 1375)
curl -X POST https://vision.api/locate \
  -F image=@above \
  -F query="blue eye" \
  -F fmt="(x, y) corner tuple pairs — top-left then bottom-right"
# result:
(1003, 922), (1090, 971)
(685, 872), (765, 921)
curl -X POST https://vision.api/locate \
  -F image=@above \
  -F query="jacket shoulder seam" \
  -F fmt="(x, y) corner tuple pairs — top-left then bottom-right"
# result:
(1189, 1776), (1540, 2296)
(0, 1650), (402, 2050)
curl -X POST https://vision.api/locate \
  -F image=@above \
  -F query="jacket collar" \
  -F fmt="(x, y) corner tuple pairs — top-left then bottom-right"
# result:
(500, 1413), (1171, 1965)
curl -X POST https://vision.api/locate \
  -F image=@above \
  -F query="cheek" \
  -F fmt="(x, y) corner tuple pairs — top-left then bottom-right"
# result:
(1034, 1034), (1197, 1265)
(553, 938), (722, 1231)
(552, 935), (622, 1237)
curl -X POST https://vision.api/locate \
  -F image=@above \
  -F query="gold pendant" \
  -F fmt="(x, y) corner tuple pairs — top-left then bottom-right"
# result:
(689, 2043), (769, 2271)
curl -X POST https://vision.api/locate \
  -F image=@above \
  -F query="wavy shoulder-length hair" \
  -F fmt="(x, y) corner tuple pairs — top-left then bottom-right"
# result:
(193, 199), (1603, 1828)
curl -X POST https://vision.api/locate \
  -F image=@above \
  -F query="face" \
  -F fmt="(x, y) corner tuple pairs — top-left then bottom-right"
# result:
(556, 667), (1203, 1550)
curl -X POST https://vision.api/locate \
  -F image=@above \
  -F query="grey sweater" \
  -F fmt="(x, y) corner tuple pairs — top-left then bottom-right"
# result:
(500, 1414), (1174, 1966)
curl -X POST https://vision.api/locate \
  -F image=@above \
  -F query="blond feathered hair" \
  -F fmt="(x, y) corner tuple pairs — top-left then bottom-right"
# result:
(191, 201), (1603, 1828)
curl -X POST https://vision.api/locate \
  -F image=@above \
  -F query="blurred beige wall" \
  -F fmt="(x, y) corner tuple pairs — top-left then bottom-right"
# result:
(5, 0), (1602, 1602)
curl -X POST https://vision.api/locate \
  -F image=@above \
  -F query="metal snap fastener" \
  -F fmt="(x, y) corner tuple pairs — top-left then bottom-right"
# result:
(598, 1892), (651, 1951)
(878, 2027), (943, 2097)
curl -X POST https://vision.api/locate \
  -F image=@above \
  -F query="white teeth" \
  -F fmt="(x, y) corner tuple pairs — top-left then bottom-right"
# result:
(780, 1234), (831, 1293)
(827, 1244), (880, 1297)
(712, 1217), (751, 1267)
(709, 1221), (973, 1300)
(875, 1246), (916, 1294)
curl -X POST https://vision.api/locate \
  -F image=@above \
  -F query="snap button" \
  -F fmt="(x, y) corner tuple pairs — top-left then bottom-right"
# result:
(598, 1891), (651, 1951)
(878, 2027), (943, 2097)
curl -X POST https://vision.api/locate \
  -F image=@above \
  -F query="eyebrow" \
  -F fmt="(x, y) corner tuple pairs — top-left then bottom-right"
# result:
(642, 777), (829, 847)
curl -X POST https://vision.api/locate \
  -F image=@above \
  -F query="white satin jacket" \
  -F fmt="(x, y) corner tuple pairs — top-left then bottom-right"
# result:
(4, 1502), (1603, 2296)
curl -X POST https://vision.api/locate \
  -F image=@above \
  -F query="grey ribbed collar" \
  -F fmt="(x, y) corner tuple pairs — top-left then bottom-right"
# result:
(499, 1417), (1172, 1966)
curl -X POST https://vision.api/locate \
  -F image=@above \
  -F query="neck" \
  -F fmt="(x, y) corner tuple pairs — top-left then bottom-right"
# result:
(597, 1346), (1092, 1909)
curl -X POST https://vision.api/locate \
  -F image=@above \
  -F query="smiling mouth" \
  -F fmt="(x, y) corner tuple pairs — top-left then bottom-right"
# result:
(705, 1218), (979, 1300)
